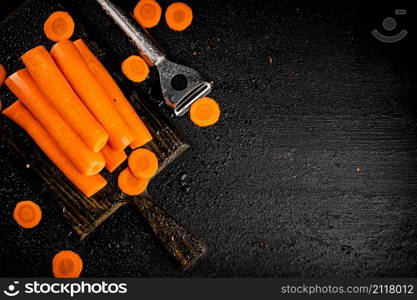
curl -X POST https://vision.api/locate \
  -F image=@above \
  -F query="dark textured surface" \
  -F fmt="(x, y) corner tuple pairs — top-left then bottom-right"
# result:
(1, 0), (417, 277)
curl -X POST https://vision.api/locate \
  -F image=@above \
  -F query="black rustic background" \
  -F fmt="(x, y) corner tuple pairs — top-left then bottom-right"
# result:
(0, 0), (416, 277)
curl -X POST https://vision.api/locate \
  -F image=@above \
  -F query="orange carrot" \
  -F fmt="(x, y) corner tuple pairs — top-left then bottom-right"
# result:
(52, 250), (83, 278)
(74, 39), (152, 148)
(118, 167), (148, 195)
(190, 97), (220, 127)
(13, 200), (42, 229)
(21, 46), (108, 153)
(101, 144), (127, 172)
(165, 2), (193, 31)
(51, 40), (133, 150)
(128, 148), (158, 179)
(0, 64), (6, 86)
(44, 11), (75, 42)
(121, 55), (149, 83)
(133, 0), (162, 29)
(6, 70), (106, 176)
(3, 100), (107, 196)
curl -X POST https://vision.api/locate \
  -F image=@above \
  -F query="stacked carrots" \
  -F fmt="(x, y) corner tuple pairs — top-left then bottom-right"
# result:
(2, 11), (154, 197)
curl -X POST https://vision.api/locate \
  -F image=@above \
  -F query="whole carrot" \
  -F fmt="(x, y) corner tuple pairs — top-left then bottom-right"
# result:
(21, 46), (108, 153)
(51, 40), (133, 150)
(3, 100), (107, 196)
(74, 39), (152, 148)
(6, 70), (106, 176)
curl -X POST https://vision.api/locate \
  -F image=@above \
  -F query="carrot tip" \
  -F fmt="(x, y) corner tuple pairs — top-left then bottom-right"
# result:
(165, 2), (193, 31)
(44, 11), (75, 42)
(134, 0), (162, 29)
(13, 200), (42, 229)
(52, 250), (83, 278)
(190, 97), (221, 127)
(121, 55), (149, 83)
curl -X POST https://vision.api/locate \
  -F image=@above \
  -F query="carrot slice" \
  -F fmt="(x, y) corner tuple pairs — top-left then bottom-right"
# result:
(190, 97), (220, 127)
(121, 55), (149, 83)
(165, 2), (193, 31)
(73, 39), (152, 149)
(0, 64), (6, 86)
(44, 11), (75, 42)
(13, 200), (42, 229)
(52, 250), (83, 278)
(2, 101), (107, 197)
(51, 40), (133, 150)
(101, 144), (127, 172)
(128, 148), (158, 179)
(21, 46), (108, 153)
(6, 70), (105, 176)
(133, 0), (162, 28)
(118, 168), (148, 195)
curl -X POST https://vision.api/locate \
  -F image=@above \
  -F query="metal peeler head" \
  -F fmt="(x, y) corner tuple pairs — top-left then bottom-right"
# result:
(157, 58), (212, 117)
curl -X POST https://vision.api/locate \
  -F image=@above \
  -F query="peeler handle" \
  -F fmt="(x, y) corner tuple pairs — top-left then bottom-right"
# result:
(130, 193), (207, 270)
(95, 0), (165, 65)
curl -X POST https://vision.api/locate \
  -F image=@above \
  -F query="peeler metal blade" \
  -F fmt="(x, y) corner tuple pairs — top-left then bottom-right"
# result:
(95, 0), (212, 116)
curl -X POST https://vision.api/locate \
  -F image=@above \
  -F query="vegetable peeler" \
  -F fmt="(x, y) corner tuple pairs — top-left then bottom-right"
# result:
(95, 0), (212, 116)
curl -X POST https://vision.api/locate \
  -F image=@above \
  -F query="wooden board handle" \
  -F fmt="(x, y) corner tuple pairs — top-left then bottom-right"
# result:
(130, 194), (207, 270)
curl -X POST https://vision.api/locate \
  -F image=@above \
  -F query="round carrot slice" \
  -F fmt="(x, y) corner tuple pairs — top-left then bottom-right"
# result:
(13, 200), (42, 229)
(43, 11), (75, 42)
(0, 64), (6, 87)
(52, 250), (83, 278)
(133, 0), (162, 29)
(165, 2), (193, 31)
(118, 167), (149, 195)
(190, 97), (221, 127)
(121, 55), (149, 83)
(128, 148), (158, 179)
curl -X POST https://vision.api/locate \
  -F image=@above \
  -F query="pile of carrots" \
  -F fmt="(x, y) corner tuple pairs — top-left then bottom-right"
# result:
(2, 11), (158, 198)
(0, 1), (222, 279)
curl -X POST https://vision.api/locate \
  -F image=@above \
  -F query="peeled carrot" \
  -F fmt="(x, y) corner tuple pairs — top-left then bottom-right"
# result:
(165, 2), (193, 31)
(52, 250), (83, 278)
(133, 0), (162, 29)
(3, 101), (107, 196)
(118, 167), (148, 195)
(74, 39), (152, 149)
(0, 64), (6, 86)
(51, 40), (133, 150)
(21, 46), (108, 153)
(13, 200), (42, 229)
(190, 97), (220, 127)
(101, 144), (127, 172)
(121, 55), (149, 83)
(128, 148), (158, 179)
(44, 11), (75, 42)
(6, 70), (105, 176)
